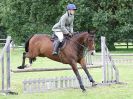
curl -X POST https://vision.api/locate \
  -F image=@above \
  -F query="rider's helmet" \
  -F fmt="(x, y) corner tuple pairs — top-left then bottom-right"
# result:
(67, 4), (77, 10)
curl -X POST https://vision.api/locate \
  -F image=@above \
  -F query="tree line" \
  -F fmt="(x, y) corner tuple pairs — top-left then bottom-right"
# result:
(0, 0), (133, 50)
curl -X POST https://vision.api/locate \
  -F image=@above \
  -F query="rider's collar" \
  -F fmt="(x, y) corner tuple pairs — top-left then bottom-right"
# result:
(67, 11), (74, 16)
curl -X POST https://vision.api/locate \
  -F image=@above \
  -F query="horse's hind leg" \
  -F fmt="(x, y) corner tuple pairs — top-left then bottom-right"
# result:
(29, 57), (36, 66)
(29, 58), (32, 66)
(70, 60), (86, 92)
(80, 58), (97, 86)
(17, 52), (27, 69)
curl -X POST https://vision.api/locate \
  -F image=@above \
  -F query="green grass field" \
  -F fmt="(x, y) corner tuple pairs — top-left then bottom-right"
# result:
(0, 48), (133, 99)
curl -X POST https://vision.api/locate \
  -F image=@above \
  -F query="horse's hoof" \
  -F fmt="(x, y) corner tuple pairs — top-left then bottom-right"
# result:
(82, 89), (86, 93)
(17, 66), (24, 69)
(92, 82), (97, 87)
(17, 65), (27, 69)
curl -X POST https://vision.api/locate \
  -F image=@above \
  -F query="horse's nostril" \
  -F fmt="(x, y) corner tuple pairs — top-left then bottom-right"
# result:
(89, 50), (96, 55)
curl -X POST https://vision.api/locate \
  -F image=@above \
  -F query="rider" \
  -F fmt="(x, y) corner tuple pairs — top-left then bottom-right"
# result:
(52, 3), (77, 55)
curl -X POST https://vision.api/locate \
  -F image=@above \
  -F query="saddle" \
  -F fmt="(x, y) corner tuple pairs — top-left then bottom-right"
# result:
(51, 33), (70, 49)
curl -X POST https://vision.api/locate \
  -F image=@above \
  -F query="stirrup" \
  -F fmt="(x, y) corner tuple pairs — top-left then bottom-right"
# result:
(52, 51), (58, 55)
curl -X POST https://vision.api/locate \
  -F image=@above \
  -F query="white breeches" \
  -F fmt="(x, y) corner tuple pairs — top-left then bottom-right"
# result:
(54, 31), (64, 42)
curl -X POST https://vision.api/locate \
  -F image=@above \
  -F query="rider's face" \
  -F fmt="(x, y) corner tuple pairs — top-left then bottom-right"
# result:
(69, 10), (75, 15)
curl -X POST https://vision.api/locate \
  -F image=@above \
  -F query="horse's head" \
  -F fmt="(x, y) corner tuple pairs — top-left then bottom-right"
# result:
(71, 30), (96, 55)
(85, 30), (96, 55)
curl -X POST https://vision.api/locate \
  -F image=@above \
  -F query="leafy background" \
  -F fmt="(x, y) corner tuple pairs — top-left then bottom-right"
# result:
(0, 0), (133, 50)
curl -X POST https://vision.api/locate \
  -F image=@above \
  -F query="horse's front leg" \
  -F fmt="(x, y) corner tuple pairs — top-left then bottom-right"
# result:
(70, 61), (86, 92)
(80, 58), (97, 86)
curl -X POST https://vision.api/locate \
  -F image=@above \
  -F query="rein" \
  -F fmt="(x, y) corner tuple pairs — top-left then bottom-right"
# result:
(70, 39), (87, 49)
(64, 32), (95, 53)
(69, 34), (95, 52)
(66, 35), (88, 50)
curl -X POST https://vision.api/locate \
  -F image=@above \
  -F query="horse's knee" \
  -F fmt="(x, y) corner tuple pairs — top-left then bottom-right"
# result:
(23, 52), (26, 55)
(80, 85), (86, 92)
(23, 52), (26, 59)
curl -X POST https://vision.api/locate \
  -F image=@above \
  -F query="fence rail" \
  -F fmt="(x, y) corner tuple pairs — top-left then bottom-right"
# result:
(23, 76), (89, 93)
(86, 53), (133, 65)
(0, 39), (6, 45)
(11, 65), (102, 73)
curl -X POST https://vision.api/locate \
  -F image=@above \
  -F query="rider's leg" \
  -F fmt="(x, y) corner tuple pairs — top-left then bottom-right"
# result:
(52, 31), (64, 55)
(55, 31), (64, 42)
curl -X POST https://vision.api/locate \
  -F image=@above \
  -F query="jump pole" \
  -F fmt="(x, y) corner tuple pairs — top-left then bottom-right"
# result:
(0, 36), (17, 95)
(11, 65), (102, 73)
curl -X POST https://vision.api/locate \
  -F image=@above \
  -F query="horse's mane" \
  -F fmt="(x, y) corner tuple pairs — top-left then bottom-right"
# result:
(73, 31), (87, 36)
(70, 30), (95, 42)
(71, 31), (88, 40)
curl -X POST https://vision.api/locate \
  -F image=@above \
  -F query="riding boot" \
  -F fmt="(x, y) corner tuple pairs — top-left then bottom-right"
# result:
(52, 40), (60, 55)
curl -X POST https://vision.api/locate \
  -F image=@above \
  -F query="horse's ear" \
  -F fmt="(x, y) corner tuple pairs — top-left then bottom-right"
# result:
(88, 27), (97, 34)
(88, 29), (96, 35)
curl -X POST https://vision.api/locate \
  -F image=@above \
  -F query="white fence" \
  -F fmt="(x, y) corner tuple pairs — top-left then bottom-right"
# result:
(86, 54), (133, 66)
(23, 76), (91, 93)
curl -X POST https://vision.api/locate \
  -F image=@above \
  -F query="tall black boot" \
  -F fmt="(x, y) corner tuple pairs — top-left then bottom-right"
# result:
(52, 40), (60, 55)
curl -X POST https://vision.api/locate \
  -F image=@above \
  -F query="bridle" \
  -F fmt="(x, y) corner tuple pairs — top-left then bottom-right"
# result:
(64, 33), (95, 51)
(73, 34), (95, 50)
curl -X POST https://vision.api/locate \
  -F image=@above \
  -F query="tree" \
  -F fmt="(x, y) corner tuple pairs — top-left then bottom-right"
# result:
(0, 0), (132, 50)
(0, 0), (61, 43)
(73, 0), (133, 50)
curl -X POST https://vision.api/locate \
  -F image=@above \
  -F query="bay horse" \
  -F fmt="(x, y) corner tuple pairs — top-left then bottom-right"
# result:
(18, 30), (97, 92)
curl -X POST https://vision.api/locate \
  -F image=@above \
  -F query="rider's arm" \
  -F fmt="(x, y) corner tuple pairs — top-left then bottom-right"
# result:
(70, 19), (74, 33)
(60, 14), (69, 34)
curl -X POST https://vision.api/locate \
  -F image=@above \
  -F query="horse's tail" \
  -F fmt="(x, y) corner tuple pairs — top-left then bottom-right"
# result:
(25, 35), (34, 52)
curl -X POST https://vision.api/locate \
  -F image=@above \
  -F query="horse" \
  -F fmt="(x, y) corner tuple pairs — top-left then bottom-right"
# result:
(18, 30), (96, 92)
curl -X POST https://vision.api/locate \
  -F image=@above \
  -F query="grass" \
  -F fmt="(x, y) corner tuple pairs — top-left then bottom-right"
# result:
(0, 48), (133, 99)
(111, 48), (133, 54)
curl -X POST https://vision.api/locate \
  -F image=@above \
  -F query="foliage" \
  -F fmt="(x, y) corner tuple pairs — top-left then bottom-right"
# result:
(0, 0), (132, 49)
